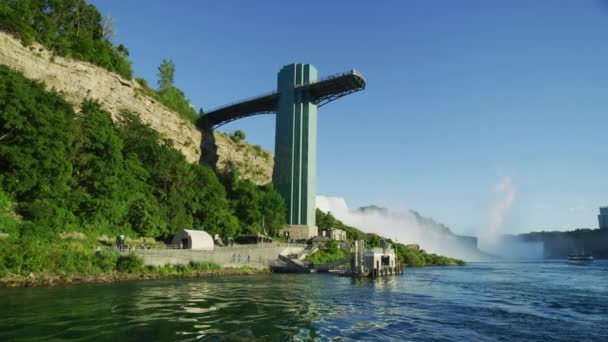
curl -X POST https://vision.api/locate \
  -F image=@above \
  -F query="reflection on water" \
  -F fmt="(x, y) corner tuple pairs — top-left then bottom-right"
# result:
(1, 262), (608, 341)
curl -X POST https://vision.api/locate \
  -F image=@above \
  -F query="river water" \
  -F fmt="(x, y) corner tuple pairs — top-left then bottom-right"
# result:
(1, 261), (607, 341)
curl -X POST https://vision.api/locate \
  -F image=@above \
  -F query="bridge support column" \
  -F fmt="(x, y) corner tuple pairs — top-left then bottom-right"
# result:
(273, 64), (317, 226)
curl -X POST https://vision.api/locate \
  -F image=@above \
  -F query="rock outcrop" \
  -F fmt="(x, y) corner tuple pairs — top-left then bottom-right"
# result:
(0, 31), (275, 184)
(203, 131), (273, 185)
(0, 31), (201, 163)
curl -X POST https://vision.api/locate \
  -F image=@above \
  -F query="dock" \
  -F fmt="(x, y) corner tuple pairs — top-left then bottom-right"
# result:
(270, 240), (403, 278)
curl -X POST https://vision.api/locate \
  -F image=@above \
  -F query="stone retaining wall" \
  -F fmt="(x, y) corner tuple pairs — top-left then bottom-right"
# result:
(132, 244), (306, 270)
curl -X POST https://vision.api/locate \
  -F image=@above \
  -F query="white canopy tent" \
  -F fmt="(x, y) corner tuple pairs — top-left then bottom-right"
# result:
(171, 229), (214, 250)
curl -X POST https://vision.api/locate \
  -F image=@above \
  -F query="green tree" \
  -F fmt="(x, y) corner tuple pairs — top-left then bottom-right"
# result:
(0, 0), (133, 79)
(101, 14), (117, 40)
(325, 240), (339, 254)
(157, 58), (175, 91)
(0, 189), (19, 237)
(222, 173), (285, 236)
(152, 59), (198, 122)
(69, 100), (141, 230)
(127, 197), (165, 237)
(117, 111), (240, 238)
(0, 65), (76, 231)
(230, 130), (246, 143)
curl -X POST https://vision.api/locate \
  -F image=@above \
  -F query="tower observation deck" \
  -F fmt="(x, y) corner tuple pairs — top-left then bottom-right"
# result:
(201, 64), (366, 228)
(202, 68), (366, 129)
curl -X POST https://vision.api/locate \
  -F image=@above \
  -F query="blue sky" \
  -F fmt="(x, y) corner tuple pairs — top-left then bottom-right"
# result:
(90, 0), (608, 235)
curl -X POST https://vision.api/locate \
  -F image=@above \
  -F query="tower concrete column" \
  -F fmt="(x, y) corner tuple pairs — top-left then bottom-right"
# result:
(273, 63), (317, 226)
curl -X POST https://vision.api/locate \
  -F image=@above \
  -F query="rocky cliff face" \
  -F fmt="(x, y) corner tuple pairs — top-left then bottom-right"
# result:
(203, 131), (273, 185)
(0, 31), (274, 184)
(0, 32), (201, 162)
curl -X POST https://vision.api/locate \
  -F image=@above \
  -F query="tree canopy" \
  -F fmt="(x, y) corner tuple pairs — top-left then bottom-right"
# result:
(230, 130), (246, 143)
(0, 65), (284, 242)
(0, 0), (133, 79)
(157, 59), (175, 91)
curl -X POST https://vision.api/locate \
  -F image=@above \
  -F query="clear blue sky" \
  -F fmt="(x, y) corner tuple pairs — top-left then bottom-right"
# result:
(90, 0), (608, 235)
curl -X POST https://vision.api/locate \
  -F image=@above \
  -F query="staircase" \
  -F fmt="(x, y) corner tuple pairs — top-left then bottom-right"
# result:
(295, 245), (318, 260)
(270, 254), (311, 273)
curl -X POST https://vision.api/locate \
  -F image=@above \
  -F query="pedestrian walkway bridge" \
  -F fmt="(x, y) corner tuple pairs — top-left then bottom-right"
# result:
(200, 70), (366, 129)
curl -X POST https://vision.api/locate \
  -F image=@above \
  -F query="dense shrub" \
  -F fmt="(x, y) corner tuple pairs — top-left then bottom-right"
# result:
(230, 130), (246, 143)
(156, 86), (198, 123)
(189, 261), (221, 272)
(0, 189), (19, 237)
(115, 254), (144, 273)
(94, 249), (119, 272)
(222, 174), (286, 237)
(307, 244), (349, 265)
(325, 240), (339, 254)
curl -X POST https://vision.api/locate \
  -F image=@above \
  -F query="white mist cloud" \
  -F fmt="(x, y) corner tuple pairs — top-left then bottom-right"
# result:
(317, 175), (544, 261)
(316, 195), (489, 261)
(481, 176), (517, 249)
(477, 176), (543, 259)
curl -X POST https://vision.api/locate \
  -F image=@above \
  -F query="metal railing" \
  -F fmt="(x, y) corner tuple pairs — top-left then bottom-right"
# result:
(205, 69), (364, 114)
(205, 90), (278, 114)
(99, 242), (307, 252)
(297, 69), (364, 87)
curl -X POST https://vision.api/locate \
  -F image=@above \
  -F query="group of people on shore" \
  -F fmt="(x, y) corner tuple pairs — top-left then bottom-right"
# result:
(116, 244), (150, 251)
(115, 235), (150, 251)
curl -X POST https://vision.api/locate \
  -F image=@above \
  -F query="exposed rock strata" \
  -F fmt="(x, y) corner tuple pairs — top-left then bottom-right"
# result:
(0, 31), (201, 163)
(208, 131), (274, 185)
(0, 31), (274, 184)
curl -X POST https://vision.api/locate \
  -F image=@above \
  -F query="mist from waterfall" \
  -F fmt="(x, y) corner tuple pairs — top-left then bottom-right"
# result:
(477, 176), (544, 259)
(316, 195), (490, 261)
(316, 176), (545, 262)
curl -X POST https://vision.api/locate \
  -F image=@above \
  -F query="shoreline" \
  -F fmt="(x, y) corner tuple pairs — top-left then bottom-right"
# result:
(0, 264), (465, 288)
(0, 268), (267, 288)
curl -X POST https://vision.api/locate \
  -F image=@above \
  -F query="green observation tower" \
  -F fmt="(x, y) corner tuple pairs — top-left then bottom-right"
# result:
(202, 64), (366, 233)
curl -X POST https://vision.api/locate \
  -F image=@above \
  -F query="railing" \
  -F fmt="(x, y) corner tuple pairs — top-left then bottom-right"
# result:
(205, 69), (364, 114)
(296, 69), (365, 88)
(205, 90), (278, 114)
(215, 242), (307, 250)
(99, 242), (307, 252)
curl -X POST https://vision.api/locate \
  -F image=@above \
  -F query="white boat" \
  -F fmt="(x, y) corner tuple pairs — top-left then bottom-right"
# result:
(567, 252), (594, 264)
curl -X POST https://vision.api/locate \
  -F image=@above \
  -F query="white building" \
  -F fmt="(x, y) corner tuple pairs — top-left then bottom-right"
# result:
(280, 225), (318, 240)
(364, 247), (396, 271)
(172, 229), (214, 250)
(321, 228), (347, 241)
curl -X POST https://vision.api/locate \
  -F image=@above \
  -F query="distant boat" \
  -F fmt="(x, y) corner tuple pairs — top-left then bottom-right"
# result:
(567, 251), (594, 264)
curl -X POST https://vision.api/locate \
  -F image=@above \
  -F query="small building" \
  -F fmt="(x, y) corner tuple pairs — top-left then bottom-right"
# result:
(364, 247), (397, 272)
(351, 240), (400, 277)
(321, 228), (347, 241)
(280, 225), (318, 241)
(172, 229), (214, 250)
(599, 207), (608, 230)
(235, 232), (273, 244)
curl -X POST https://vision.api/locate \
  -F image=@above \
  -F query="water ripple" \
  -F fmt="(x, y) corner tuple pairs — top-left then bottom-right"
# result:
(1, 262), (608, 341)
